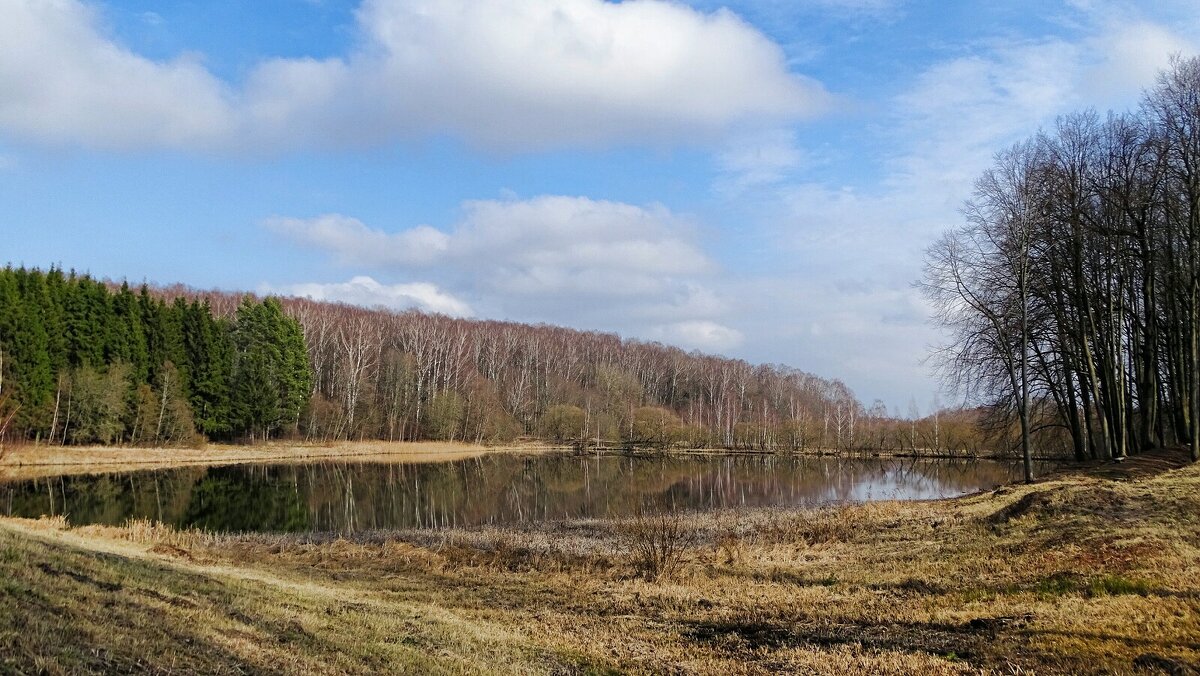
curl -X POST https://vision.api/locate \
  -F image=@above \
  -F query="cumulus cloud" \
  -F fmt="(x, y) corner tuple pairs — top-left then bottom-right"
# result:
(270, 195), (711, 294)
(449, 196), (711, 292)
(0, 0), (830, 151)
(265, 214), (449, 266)
(0, 0), (235, 151)
(262, 275), (473, 317)
(267, 195), (738, 351)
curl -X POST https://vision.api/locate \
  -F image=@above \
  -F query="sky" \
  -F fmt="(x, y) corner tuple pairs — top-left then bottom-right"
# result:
(2, 0), (1199, 413)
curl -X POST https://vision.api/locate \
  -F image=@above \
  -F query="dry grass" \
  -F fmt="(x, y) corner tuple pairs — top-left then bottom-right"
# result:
(0, 439), (562, 481)
(2, 452), (1199, 674)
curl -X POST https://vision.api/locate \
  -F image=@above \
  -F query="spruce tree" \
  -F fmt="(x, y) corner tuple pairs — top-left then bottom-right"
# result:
(183, 300), (233, 439)
(229, 297), (313, 441)
(0, 268), (54, 434)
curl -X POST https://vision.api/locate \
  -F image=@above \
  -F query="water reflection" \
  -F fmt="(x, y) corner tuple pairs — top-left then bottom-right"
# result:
(0, 454), (1031, 533)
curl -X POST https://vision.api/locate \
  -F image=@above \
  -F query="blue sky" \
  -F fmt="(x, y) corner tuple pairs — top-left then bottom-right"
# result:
(2, 0), (1198, 413)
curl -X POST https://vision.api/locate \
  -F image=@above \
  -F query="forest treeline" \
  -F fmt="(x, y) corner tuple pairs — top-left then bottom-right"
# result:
(129, 286), (877, 450)
(923, 56), (1200, 473)
(0, 266), (989, 453)
(0, 268), (310, 446)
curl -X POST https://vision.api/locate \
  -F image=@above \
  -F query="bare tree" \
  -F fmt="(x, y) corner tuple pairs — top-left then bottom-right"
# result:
(923, 141), (1041, 481)
(1144, 56), (1200, 460)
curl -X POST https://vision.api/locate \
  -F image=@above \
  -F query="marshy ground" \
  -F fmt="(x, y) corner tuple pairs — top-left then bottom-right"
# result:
(1, 450), (1197, 674)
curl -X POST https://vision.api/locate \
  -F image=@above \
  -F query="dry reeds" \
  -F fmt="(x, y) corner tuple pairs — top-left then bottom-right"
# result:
(36, 514), (68, 530)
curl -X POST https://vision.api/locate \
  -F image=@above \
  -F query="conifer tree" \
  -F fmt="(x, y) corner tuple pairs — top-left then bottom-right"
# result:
(230, 297), (312, 441)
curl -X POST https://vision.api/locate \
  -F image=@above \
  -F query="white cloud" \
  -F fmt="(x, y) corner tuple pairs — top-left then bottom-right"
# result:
(268, 195), (734, 350)
(265, 214), (449, 266)
(791, 16), (1199, 255)
(263, 275), (473, 317)
(1080, 20), (1196, 103)
(253, 0), (831, 150)
(0, 0), (830, 152)
(650, 320), (744, 352)
(726, 274), (938, 409)
(890, 18), (1196, 195)
(451, 196), (710, 285)
(0, 0), (235, 151)
(716, 127), (806, 194)
(270, 195), (711, 294)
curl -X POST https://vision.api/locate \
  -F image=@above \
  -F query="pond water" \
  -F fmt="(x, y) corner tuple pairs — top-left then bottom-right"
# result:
(0, 454), (1030, 533)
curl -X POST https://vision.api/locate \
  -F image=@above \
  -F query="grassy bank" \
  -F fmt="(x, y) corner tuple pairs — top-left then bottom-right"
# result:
(0, 440), (561, 481)
(2, 452), (1198, 674)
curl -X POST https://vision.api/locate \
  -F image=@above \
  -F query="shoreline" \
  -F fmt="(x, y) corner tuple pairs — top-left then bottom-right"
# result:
(2, 440), (1057, 468)
(0, 439), (1086, 482)
(0, 440), (566, 481)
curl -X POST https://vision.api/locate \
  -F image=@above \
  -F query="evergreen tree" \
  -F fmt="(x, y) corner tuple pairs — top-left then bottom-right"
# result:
(275, 300), (312, 432)
(109, 282), (150, 382)
(64, 275), (112, 368)
(230, 297), (312, 441)
(41, 267), (69, 374)
(0, 268), (54, 433)
(182, 300), (233, 439)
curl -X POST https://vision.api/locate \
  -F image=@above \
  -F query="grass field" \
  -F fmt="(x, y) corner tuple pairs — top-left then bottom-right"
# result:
(1, 450), (1197, 674)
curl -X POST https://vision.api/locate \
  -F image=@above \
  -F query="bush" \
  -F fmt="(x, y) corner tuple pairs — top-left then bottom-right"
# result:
(541, 404), (585, 443)
(624, 510), (693, 581)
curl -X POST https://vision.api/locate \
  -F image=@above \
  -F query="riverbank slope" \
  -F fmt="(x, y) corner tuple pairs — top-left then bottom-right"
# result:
(1, 451), (1197, 674)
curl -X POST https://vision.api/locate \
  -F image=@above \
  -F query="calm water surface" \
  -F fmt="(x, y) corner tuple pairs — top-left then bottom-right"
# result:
(1, 454), (1030, 533)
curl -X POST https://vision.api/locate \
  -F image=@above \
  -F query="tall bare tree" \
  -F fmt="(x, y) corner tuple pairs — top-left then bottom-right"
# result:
(923, 141), (1041, 481)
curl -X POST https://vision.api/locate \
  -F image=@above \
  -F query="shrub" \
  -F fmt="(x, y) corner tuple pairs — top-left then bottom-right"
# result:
(624, 510), (693, 581)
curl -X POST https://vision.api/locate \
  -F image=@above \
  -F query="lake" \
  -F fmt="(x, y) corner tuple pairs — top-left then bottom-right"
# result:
(0, 453), (1030, 533)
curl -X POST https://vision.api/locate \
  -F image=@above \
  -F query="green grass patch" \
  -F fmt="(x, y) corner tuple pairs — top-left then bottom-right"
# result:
(1087, 574), (1151, 597)
(1017, 572), (1153, 598)
(1032, 572), (1082, 597)
(961, 588), (997, 603)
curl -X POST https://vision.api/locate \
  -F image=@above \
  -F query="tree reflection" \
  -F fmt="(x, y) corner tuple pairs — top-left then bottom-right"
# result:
(0, 455), (1041, 533)
(181, 469), (310, 532)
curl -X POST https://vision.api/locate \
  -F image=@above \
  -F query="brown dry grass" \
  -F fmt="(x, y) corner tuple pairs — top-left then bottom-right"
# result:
(0, 439), (562, 480)
(2, 452), (1199, 674)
